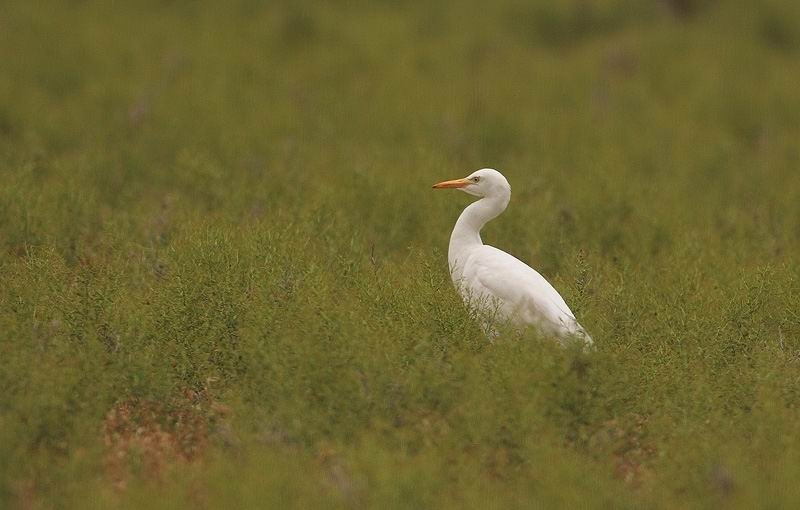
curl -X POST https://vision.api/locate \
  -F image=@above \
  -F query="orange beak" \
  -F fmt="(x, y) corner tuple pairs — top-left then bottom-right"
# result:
(432, 178), (470, 189)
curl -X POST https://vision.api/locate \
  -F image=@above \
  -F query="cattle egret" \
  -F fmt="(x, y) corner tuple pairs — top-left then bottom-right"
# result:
(433, 168), (592, 344)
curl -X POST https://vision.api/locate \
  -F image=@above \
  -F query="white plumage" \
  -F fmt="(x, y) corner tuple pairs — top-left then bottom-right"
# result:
(433, 168), (592, 344)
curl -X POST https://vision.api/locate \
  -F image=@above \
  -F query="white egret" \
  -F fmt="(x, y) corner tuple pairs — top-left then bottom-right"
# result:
(433, 168), (592, 344)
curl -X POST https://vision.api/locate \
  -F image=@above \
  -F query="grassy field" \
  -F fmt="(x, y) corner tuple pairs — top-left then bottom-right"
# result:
(2, 0), (800, 508)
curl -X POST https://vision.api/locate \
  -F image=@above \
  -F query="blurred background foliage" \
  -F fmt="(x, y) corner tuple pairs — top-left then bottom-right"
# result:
(1, 0), (800, 508)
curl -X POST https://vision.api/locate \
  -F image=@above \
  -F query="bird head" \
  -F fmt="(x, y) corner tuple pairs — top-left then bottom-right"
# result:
(432, 168), (511, 198)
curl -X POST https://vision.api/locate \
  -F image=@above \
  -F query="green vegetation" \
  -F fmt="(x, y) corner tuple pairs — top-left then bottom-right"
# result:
(2, 0), (800, 508)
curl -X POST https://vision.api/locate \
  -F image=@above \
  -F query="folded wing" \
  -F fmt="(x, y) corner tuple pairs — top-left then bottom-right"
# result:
(459, 245), (590, 340)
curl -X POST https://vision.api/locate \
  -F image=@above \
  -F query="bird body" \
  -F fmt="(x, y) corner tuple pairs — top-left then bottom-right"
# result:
(433, 169), (592, 344)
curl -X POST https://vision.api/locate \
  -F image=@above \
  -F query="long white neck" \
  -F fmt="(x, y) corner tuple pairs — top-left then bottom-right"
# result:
(448, 191), (510, 276)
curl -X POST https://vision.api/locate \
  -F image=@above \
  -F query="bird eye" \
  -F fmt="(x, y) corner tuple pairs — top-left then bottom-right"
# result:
(472, 177), (480, 182)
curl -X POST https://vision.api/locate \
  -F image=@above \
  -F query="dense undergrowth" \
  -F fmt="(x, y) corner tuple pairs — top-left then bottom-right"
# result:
(2, 0), (800, 508)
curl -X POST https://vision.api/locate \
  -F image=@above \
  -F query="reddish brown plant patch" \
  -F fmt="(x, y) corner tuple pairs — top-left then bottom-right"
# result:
(589, 413), (656, 488)
(102, 388), (229, 490)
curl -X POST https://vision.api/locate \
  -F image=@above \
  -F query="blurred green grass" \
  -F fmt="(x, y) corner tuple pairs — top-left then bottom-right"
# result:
(1, 0), (800, 508)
